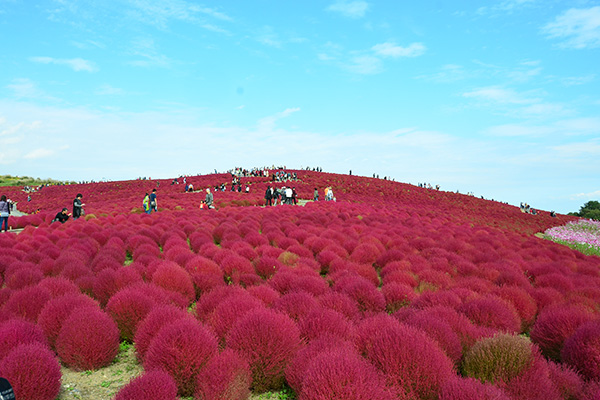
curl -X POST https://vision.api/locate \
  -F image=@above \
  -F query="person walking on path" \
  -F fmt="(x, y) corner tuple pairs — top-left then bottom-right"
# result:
(72, 193), (84, 220)
(265, 185), (273, 206)
(313, 188), (319, 201)
(0, 195), (10, 232)
(149, 189), (158, 212)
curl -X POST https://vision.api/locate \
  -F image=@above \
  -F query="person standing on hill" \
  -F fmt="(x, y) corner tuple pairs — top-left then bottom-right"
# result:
(265, 185), (273, 206)
(72, 193), (84, 220)
(0, 195), (10, 232)
(149, 189), (158, 212)
(314, 188), (319, 201)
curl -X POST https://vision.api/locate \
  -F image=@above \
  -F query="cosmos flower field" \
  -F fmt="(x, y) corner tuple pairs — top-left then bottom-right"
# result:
(1, 170), (599, 400)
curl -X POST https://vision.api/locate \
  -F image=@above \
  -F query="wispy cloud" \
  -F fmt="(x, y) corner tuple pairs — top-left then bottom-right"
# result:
(486, 118), (600, 137)
(24, 148), (55, 160)
(257, 107), (301, 131)
(345, 55), (382, 75)
(416, 64), (467, 83)
(463, 86), (539, 105)
(541, 6), (600, 49)
(327, 0), (369, 19)
(573, 189), (600, 199)
(372, 42), (426, 58)
(6, 78), (57, 101)
(561, 74), (595, 86)
(128, 38), (172, 68)
(96, 84), (125, 95)
(30, 56), (98, 72)
(477, 0), (535, 15)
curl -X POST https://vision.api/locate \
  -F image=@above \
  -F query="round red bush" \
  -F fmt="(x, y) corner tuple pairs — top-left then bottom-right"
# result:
(206, 293), (264, 342)
(298, 308), (355, 342)
(3, 285), (51, 322)
(55, 308), (120, 370)
(0, 318), (49, 361)
(562, 320), (600, 380)
(440, 377), (511, 400)
(530, 304), (596, 361)
(272, 291), (319, 322)
(114, 370), (178, 400)
(226, 308), (301, 393)
(106, 287), (157, 341)
(459, 295), (521, 334)
(37, 276), (80, 298)
(357, 317), (455, 399)
(194, 349), (252, 400)
(0, 343), (61, 400)
(151, 261), (195, 304)
(144, 318), (218, 397)
(37, 293), (100, 349)
(300, 348), (395, 400)
(133, 304), (194, 363)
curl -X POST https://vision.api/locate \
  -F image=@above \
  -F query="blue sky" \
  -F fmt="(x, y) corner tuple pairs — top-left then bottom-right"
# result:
(1, 0), (599, 213)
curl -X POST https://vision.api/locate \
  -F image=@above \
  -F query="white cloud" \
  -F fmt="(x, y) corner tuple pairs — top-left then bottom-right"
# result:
(30, 56), (98, 72)
(327, 1), (369, 19)
(372, 42), (426, 58)
(573, 190), (600, 199)
(542, 6), (600, 49)
(561, 74), (595, 86)
(486, 118), (600, 137)
(463, 86), (539, 104)
(345, 55), (382, 75)
(128, 38), (172, 68)
(257, 107), (301, 131)
(6, 78), (56, 100)
(96, 85), (125, 95)
(416, 64), (467, 83)
(24, 148), (55, 160)
(552, 140), (600, 156)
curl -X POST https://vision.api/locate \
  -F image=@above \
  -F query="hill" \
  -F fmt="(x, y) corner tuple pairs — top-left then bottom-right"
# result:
(0, 170), (598, 399)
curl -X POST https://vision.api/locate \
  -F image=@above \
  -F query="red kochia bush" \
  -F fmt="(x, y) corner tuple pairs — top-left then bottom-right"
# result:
(300, 348), (395, 400)
(151, 261), (196, 304)
(114, 370), (178, 400)
(3, 285), (51, 322)
(106, 287), (157, 341)
(272, 291), (319, 322)
(55, 308), (120, 370)
(562, 320), (600, 380)
(144, 318), (218, 397)
(37, 276), (80, 298)
(0, 343), (61, 400)
(0, 319), (49, 361)
(194, 349), (252, 400)
(459, 295), (521, 334)
(530, 304), (596, 361)
(133, 305), (195, 363)
(227, 308), (302, 393)
(298, 308), (355, 342)
(440, 377), (511, 400)
(357, 317), (455, 400)
(37, 293), (100, 349)
(206, 294), (264, 342)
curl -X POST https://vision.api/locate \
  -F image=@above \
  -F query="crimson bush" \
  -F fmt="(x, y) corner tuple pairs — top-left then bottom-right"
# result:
(114, 370), (178, 400)
(55, 308), (120, 370)
(562, 320), (600, 380)
(194, 349), (252, 400)
(0, 343), (61, 400)
(106, 286), (157, 341)
(0, 318), (49, 361)
(144, 318), (218, 397)
(226, 308), (301, 393)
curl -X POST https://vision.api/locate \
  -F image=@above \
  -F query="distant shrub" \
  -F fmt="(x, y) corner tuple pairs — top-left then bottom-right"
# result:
(412, 289), (462, 309)
(300, 348), (394, 400)
(55, 308), (120, 370)
(37, 293), (99, 349)
(299, 308), (355, 342)
(106, 286), (157, 341)
(144, 318), (218, 397)
(185, 256), (225, 295)
(3, 284), (51, 322)
(440, 377), (511, 400)
(403, 311), (463, 364)
(4, 266), (43, 289)
(382, 282), (416, 312)
(133, 304), (194, 363)
(37, 276), (80, 298)
(206, 294), (264, 342)
(357, 316), (455, 399)
(247, 284), (281, 306)
(194, 349), (252, 400)
(0, 319), (48, 361)
(195, 285), (247, 321)
(272, 291), (319, 322)
(535, 272), (575, 294)
(151, 261), (196, 304)
(226, 308), (301, 393)
(462, 334), (534, 384)
(114, 370), (178, 400)
(530, 287), (564, 311)
(495, 286), (537, 332)
(0, 343), (61, 400)
(562, 320), (600, 380)
(459, 296), (521, 334)
(333, 274), (385, 313)
(530, 304), (595, 361)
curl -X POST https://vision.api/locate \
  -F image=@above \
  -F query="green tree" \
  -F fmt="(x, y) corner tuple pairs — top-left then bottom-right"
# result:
(576, 201), (600, 221)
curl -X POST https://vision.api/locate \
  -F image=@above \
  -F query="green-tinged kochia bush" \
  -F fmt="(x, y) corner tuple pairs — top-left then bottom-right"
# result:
(462, 334), (534, 384)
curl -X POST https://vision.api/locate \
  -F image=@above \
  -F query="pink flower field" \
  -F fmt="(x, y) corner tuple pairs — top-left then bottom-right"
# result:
(1, 170), (599, 400)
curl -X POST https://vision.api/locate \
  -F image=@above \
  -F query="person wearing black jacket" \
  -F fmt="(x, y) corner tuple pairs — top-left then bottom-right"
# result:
(53, 208), (71, 223)
(72, 193), (84, 220)
(265, 186), (273, 206)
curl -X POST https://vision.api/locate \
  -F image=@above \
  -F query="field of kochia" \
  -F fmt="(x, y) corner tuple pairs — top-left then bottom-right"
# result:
(1, 170), (599, 400)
